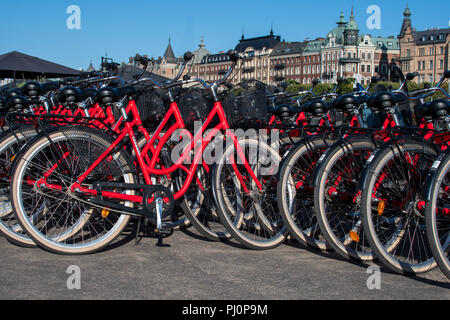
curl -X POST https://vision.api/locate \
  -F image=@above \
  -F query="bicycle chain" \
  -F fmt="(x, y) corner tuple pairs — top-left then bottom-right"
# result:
(32, 183), (139, 217)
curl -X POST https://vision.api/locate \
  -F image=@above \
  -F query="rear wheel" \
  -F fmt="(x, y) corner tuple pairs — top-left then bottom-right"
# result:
(212, 136), (286, 249)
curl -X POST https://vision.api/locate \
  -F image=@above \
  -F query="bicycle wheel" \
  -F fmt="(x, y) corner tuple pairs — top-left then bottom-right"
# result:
(178, 164), (231, 241)
(11, 126), (136, 255)
(360, 137), (438, 274)
(278, 135), (334, 250)
(0, 126), (38, 247)
(425, 152), (450, 279)
(314, 135), (376, 261)
(212, 136), (286, 249)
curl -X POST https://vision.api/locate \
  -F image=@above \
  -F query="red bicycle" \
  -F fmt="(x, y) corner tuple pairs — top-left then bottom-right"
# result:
(9, 50), (282, 254)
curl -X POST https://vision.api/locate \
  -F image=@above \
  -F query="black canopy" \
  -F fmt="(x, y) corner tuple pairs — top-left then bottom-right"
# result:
(0, 51), (80, 79)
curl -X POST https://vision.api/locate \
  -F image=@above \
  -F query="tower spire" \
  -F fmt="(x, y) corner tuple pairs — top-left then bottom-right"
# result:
(399, 2), (412, 38)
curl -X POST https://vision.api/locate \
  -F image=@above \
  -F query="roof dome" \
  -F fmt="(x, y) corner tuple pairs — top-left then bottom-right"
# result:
(193, 36), (210, 64)
(328, 26), (346, 44)
(327, 12), (347, 44)
(404, 5), (411, 17)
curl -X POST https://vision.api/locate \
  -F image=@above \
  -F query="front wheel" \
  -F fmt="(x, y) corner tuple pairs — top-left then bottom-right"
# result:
(11, 126), (136, 255)
(0, 126), (38, 247)
(425, 153), (450, 279)
(314, 136), (376, 261)
(360, 138), (438, 274)
(278, 135), (334, 250)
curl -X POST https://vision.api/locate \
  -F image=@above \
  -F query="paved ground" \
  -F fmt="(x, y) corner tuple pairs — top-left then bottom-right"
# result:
(0, 221), (449, 300)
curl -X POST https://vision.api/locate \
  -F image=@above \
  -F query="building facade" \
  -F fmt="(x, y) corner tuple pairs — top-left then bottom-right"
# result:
(398, 5), (450, 83)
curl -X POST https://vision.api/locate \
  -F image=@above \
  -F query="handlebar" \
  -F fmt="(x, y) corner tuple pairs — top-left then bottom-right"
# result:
(130, 50), (238, 92)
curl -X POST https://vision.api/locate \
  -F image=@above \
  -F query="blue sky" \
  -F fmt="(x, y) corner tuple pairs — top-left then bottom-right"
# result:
(0, 0), (449, 70)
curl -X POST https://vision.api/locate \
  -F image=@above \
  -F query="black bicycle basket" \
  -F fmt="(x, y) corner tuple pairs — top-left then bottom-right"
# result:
(178, 86), (213, 128)
(222, 80), (269, 129)
(135, 87), (169, 127)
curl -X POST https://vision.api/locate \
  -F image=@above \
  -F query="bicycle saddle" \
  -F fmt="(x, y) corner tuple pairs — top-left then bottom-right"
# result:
(302, 100), (329, 116)
(95, 86), (137, 106)
(271, 104), (295, 118)
(95, 87), (119, 106)
(332, 94), (358, 111)
(58, 87), (83, 104)
(417, 99), (450, 120)
(21, 81), (43, 99)
(369, 92), (395, 111)
(5, 95), (29, 111)
(6, 89), (23, 100)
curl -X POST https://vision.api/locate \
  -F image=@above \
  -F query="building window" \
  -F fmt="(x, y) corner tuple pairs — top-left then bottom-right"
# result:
(362, 53), (366, 60)
(440, 47), (445, 55)
(406, 49), (411, 57)
(419, 48), (425, 56)
(429, 60), (433, 70)
(361, 65), (365, 72)
(404, 62), (410, 71)
(440, 59), (444, 69)
(367, 65), (371, 73)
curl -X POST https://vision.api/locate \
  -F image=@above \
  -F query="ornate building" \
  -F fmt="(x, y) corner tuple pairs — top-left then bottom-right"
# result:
(318, 8), (399, 85)
(263, 8), (399, 86)
(398, 4), (450, 83)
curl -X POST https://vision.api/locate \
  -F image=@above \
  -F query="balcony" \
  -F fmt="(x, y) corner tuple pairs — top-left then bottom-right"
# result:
(397, 56), (413, 61)
(339, 58), (360, 64)
(274, 63), (285, 70)
(242, 67), (255, 74)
